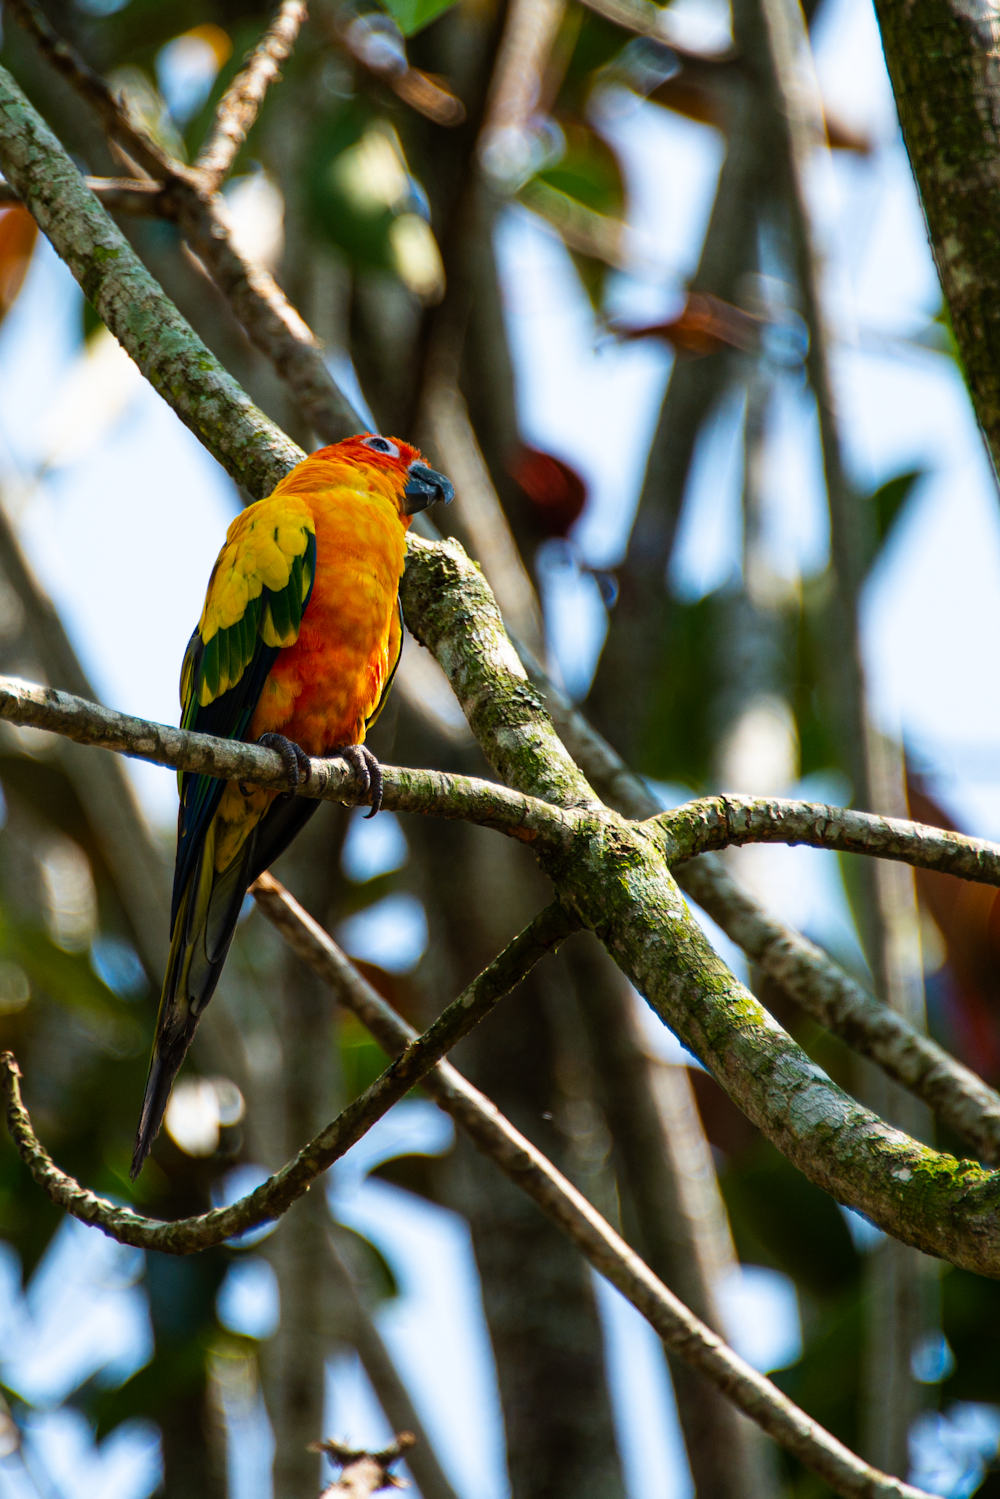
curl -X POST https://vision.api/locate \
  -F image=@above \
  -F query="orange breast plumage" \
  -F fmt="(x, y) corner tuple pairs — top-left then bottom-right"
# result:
(248, 478), (406, 755)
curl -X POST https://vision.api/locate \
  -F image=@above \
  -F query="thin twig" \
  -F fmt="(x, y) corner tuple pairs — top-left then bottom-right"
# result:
(0, 900), (572, 1251)
(325, 1236), (460, 1499)
(0, 176), (165, 213)
(660, 794), (1000, 886)
(251, 876), (935, 1499)
(196, 0), (309, 189)
(311, 1432), (415, 1498)
(327, 10), (466, 127)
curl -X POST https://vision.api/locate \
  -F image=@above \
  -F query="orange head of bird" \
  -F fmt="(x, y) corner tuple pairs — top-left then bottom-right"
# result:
(316, 433), (454, 520)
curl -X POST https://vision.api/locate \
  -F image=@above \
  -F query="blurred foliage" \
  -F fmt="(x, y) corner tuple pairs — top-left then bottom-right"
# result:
(381, 0), (460, 38)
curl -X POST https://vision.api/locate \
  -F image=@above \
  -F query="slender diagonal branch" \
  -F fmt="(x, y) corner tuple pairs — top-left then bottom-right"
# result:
(196, 0), (309, 189)
(1, 901), (572, 1252)
(327, 10), (466, 126)
(0, 675), (575, 844)
(660, 794), (1000, 886)
(250, 875), (934, 1499)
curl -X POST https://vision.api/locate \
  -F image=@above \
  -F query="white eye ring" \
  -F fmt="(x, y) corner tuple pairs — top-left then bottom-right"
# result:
(361, 435), (399, 458)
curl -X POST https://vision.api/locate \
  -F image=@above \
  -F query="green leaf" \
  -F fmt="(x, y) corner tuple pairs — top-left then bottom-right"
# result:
(537, 121), (625, 218)
(379, 0), (459, 38)
(869, 469), (924, 563)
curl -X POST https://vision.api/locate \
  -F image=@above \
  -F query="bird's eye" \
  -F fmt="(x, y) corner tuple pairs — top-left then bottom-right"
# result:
(362, 435), (399, 458)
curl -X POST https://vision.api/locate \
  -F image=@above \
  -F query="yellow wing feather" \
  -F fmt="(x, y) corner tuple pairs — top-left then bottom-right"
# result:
(187, 493), (316, 710)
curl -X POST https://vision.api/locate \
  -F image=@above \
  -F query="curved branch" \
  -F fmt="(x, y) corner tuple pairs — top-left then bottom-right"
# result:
(661, 794), (1000, 886)
(0, 177), (166, 213)
(1, 902), (573, 1252)
(0, 675), (575, 845)
(196, 0), (309, 189)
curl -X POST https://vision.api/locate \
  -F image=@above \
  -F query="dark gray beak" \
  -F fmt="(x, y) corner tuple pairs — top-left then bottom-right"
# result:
(403, 462), (454, 514)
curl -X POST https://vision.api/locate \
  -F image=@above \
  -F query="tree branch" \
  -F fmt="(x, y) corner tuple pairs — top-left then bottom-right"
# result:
(401, 537), (1000, 1277)
(0, 176), (165, 213)
(1, 900), (572, 1252)
(311, 1432), (415, 1498)
(195, 0), (309, 190)
(661, 793), (1000, 886)
(401, 536), (597, 810)
(326, 10), (466, 127)
(0, 674), (575, 844)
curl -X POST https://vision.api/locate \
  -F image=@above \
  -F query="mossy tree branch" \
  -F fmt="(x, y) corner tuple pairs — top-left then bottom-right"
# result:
(523, 655), (1000, 1163)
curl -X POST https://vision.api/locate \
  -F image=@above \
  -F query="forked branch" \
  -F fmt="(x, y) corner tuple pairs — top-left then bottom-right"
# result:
(1, 14), (363, 444)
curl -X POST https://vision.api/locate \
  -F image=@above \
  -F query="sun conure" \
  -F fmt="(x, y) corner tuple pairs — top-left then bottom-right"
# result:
(131, 434), (453, 1178)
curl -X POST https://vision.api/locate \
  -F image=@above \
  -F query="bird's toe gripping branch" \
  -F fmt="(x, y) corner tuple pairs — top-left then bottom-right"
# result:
(335, 744), (384, 818)
(257, 732), (312, 790)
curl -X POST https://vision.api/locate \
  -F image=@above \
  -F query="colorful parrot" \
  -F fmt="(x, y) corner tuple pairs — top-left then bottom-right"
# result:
(131, 434), (453, 1178)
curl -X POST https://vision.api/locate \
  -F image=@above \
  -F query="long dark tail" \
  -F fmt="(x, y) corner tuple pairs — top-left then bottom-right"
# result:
(130, 794), (321, 1179)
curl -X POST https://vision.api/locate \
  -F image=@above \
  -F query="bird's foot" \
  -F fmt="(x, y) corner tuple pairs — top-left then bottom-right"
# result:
(334, 744), (383, 818)
(258, 733), (312, 791)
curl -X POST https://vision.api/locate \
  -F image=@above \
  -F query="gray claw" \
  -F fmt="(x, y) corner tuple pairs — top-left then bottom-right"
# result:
(259, 732), (311, 790)
(336, 744), (383, 818)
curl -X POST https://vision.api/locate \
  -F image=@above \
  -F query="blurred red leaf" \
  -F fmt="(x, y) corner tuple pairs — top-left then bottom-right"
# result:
(612, 291), (762, 358)
(908, 779), (1000, 1081)
(0, 207), (36, 322)
(506, 444), (588, 538)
